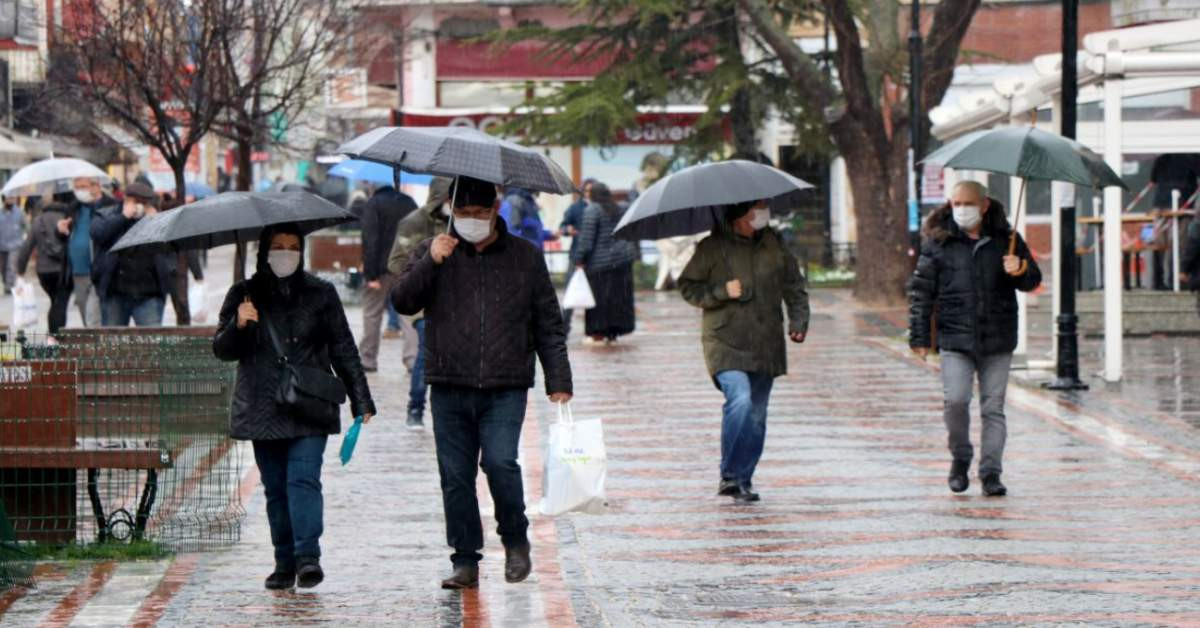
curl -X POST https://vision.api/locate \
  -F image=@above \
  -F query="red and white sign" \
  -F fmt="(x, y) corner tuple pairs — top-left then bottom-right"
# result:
(396, 110), (721, 146)
(922, 162), (946, 205)
(148, 144), (202, 174)
(325, 69), (368, 109)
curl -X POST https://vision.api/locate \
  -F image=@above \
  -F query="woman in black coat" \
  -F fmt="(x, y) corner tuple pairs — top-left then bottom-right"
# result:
(213, 224), (375, 590)
(572, 182), (638, 344)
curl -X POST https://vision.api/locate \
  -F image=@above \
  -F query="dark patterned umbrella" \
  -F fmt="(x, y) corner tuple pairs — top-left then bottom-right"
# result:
(336, 126), (576, 195)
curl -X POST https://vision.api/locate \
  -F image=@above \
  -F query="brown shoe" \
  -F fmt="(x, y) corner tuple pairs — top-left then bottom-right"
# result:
(383, 329), (401, 339)
(504, 543), (532, 583)
(441, 564), (479, 589)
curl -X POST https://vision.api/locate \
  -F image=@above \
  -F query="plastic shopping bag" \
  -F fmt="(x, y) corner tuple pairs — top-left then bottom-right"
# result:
(188, 280), (210, 324)
(539, 403), (608, 516)
(11, 278), (38, 329)
(340, 416), (364, 465)
(561, 271), (595, 310)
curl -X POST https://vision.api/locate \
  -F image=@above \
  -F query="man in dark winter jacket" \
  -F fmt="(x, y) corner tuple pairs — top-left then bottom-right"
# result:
(358, 185), (417, 372)
(908, 180), (1041, 498)
(392, 175), (572, 591)
(90, 182), (173, 326)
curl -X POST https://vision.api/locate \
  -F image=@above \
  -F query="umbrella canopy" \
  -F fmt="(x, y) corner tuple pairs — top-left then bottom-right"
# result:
(2, 158), (110, 197)
(185, 181), (215, 199)
(110, 191), (356, 254)
(329, 159), (396, 185)
(922, 126), (1128, 190)
(336, 126), (576, 195)
(613, 160), (814, 241)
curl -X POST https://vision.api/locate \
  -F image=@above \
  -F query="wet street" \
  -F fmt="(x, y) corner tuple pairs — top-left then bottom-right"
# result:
(5, 288), (1200, 626)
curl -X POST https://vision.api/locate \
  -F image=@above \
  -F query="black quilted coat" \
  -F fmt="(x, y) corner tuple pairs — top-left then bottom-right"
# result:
(908, 199), (1042, 356)
(213, 229), (375, 440)
(391, 219), (573, 395)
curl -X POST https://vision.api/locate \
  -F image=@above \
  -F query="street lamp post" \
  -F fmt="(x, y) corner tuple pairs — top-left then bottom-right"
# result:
(1047, 0), (1089, 391)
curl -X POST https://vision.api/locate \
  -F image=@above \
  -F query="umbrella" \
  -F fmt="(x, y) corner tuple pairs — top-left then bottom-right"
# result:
(613, 160), (814, 241)
(922, 126), (1128, 275)
(336, 126), (576, 195)
(339, 416), (364, 465)
(328, 159), (396, 185)
(270, 181), (311, 194)
(185, 181), (215, 199)
(110, 191), (356, 254)
(2, 158), (110, 197)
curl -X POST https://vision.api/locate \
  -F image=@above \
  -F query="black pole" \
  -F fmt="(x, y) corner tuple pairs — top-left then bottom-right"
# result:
(908, 0), (923, 257)
(1047, 0), (1088, 391)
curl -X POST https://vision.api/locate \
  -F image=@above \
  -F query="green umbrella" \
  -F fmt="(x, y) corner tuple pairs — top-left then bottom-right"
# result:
(922, 126), (1128, 190)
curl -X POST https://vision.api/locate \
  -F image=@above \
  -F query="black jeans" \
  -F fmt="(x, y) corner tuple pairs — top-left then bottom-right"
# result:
(37, 272), (72, 334)
(430, 385), (529, 566)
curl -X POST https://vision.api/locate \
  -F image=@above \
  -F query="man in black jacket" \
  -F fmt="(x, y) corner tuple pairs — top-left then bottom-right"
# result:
(91, 182), (173, 326)
(358, 185), (416, 372)
(392, 176), (572, 590)
(908, 181), (1041, 498)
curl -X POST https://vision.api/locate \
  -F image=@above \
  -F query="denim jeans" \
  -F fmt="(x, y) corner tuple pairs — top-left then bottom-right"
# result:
(103, 294), (165, 327)
(715, 370), (775, 486)
(386, 297), (401, 331)
(408, 319), (427, 412)
(941, 351), (1013, 476)
(252, 436), (328, 567)
(430, 385), (529, 566)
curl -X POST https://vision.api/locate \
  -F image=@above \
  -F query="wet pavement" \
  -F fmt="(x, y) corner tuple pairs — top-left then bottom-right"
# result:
(4, 286), (1200, 626)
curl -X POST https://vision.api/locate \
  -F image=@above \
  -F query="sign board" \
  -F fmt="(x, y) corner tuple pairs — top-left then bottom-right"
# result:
(325, 69), (368, 109)
(148, 141), (202, 175)
(922, 162), (946, 205)
(397, 111), (721, 146)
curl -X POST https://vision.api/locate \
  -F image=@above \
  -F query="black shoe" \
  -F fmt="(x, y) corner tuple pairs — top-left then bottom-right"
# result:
(732, 485), (760, 502)
(363, 365), (378, 373)
(948, 459), (970, 493)
(406, 407), (424, 430)
(982, 474), (1007, 497)
(441, 564), (479, 589)
(296, 556), (324, 589)
(264, 565), (295, 590)
(504, 543), (532, 583)
(717, 478), (740, 496)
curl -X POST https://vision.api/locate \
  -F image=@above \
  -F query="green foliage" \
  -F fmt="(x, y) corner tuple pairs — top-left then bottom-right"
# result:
(19, 541), (172, 562)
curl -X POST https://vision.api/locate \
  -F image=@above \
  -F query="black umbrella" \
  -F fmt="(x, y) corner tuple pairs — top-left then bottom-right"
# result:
(110, 191), (356, 254)
(336, 126), (576, 195)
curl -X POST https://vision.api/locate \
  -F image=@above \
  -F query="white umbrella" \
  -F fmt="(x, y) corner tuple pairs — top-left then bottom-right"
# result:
(1, 158), (110, 197)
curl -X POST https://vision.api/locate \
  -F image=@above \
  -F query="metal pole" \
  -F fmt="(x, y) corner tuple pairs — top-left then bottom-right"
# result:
(1172, 188), (1181, 292)
(907, 0), (923, 258)
(1047, 0), (1088, 390)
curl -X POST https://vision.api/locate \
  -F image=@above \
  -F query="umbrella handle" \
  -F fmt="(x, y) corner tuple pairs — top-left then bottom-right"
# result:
(1007, 232), (1029, 277)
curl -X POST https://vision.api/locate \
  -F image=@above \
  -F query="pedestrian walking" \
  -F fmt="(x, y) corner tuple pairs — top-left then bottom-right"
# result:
(386, 177), (453, 430)
(908, 180), (1042, 497)
(678, 200), (809, 503)
(559, 178), (595, 333)
(16, 202), (72, 334)
(1178, 214), (1200, 314)
(213, 224), (375, 590)
(391, 175), (573, 590)
(358, 185), (417, 372)
(160, 196), (205, 326)
(90, 182), (173, 326)
(66, 177), (113, 326)
(499, 186), (557, 249)
(572, 182), (638, 345)
(0, 196), (24, 293)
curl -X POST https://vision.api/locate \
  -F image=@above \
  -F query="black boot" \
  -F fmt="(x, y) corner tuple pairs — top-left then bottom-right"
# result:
(717, 478), (739, 496)
(732, 484), (760, 502)
(504, 543), (532, 583)
(948, 459), (970, 493)
(982, 474), (1007, 497)
(264, 565), (295, 590)
(441, 564), (479, 589)
(296, 556), (324, 589)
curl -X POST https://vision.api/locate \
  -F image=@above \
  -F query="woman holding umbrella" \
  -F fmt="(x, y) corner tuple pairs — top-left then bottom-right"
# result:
(213, 223), (375, 590)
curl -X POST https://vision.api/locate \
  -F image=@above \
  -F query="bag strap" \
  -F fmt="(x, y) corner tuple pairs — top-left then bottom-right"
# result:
(261, 310), (290, 365)
(556, 402), (574, 425)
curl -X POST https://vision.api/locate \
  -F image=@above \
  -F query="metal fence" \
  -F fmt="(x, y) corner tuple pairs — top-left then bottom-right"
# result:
(0, 327), (244, 566)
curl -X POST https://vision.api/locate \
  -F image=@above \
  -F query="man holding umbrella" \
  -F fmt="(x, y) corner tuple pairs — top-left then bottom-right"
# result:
(908, 181), (1041, 497)
(391, 175), (573, 590)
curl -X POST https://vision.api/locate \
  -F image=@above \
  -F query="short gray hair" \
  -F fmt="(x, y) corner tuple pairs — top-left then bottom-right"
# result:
(953, 180), (988, 200)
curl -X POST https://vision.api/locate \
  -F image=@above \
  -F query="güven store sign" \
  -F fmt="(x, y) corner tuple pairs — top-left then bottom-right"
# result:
(393, 110), (723, 146)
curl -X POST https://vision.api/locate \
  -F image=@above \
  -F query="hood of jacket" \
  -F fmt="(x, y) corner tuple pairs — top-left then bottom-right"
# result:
(250, 225), (308, 302)
(921, 197), (1012, 244)
(423, 177), (453, 219)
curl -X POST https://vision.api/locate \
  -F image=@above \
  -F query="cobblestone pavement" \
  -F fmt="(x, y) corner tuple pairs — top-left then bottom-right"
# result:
(5, 287), (1200, 626)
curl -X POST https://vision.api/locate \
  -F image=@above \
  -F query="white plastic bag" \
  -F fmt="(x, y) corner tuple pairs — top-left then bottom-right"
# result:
(11, 277), (38, 329)
(188, 280), (209, 324)
(561, 271), (595, 310)
(539, 403), (608, 516)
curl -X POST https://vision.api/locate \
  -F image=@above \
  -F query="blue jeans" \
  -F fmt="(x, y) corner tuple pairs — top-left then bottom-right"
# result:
(408, 319), (427, 412)
(102, 295), (165, 327)
(252, 436), (328, 567)
(715, 370), (775, 486)
(430, 385), (529, 566)
(386, 298), (401, 331)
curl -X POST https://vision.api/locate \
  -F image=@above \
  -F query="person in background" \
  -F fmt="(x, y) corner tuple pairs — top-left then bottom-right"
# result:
(90, 182), (173, 326)
(559, 178), (595, 333)
(66, 177), (114, 326)
(572, 183), (638, 345)
(499, 186), (557, 250)
(1148, 153), (1200, 290)
(16, 202), (72, 334)
(0, 195), (24, 294)
(359, 185), (418, 373)
(161, 195), (205, 325)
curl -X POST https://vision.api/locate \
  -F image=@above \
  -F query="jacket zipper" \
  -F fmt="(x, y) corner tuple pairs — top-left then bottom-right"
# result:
(478, 252), (485, 388)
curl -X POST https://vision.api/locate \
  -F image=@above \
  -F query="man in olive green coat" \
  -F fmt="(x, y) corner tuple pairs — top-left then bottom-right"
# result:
(678, 200), (809, 502)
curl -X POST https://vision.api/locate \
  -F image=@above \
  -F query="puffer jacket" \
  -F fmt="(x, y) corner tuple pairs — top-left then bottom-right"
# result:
(390, 219), (572, 395)
(213, 229), (375, 440)
(572, 203), (638, 271)
(908, 199), (1042, 356)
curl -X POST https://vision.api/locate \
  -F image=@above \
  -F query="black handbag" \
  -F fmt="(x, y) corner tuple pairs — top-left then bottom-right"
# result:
(263, 314), (347, 427)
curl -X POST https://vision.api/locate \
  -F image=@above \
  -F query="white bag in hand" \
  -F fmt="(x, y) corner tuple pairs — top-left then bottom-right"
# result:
(11, 278), (38, 329)
(188, 280), (209, 323)
(562, 271), (595, 310)
(539, 403), (608, 516)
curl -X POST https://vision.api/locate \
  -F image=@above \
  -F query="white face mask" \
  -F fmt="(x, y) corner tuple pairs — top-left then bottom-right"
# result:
(268, 250), (301, 278)
(952, 204), (982, 231)
(74, 188), (96, 204)
(454, 217), (493, 244)
(748, 208), (770, 231)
